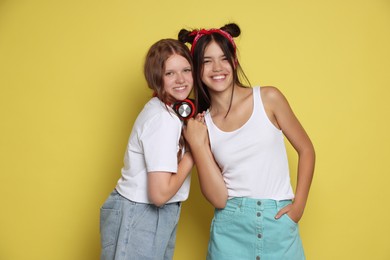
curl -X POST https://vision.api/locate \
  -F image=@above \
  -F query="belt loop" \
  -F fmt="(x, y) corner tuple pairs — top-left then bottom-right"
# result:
(240, 197), (245, 208)
(275, 200), (280, 209)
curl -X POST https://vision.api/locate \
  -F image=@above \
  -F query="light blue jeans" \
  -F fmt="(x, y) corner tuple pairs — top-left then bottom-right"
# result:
(100, 189), (181, 260)
(207, 197), (305, 260)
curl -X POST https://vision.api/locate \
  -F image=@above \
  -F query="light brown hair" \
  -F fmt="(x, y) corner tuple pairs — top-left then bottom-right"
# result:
(144, 39), (194, 104)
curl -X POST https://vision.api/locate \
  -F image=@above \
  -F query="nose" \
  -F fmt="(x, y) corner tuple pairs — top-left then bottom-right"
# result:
(176, 73), (185, 83)
(212, 61), (222, 72)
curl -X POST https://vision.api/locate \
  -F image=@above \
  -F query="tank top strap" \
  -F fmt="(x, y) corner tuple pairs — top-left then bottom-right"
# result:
(252, 86), (264, 120)
(253, 86), (273, 125)
(253, 86), (260, 113)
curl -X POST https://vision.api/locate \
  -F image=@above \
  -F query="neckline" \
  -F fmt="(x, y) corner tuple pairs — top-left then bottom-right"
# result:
(207, 87), (256, 134)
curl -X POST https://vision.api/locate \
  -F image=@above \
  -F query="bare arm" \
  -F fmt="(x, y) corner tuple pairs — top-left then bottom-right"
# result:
(183, 117), (228, 209)
(147, 152), (194, 207)
(262, 87), (315, 222)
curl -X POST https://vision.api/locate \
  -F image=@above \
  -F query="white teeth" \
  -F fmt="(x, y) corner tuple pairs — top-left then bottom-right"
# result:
(212, 75), (225, 80)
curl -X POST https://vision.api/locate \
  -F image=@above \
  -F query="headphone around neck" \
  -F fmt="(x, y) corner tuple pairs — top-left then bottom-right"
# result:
(172, 98), (196, 120)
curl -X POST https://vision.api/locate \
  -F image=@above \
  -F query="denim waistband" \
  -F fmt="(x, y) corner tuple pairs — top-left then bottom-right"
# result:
(227, 197), (292, 209)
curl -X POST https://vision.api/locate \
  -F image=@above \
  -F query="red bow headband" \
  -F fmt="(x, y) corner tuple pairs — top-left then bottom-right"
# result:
(189, 28), (236, 56)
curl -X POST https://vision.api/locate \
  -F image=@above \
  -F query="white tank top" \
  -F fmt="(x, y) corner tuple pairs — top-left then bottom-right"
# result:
(204, 87), (294, 200)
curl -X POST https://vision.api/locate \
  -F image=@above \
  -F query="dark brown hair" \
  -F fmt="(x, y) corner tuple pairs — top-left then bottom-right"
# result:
(178, 23), (250, 114)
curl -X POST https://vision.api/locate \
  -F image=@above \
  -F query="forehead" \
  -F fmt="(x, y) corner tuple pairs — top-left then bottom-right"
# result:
(204, 41), (224, 56)
(165, 54), (190, 69)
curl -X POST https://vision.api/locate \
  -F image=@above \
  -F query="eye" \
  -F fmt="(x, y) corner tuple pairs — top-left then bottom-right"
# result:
(184, 68), (192, 73)
(203, 59), (211, 64)
(165, 71), (174, 76)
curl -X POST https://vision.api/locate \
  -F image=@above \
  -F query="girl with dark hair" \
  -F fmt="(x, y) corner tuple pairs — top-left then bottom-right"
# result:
(100, 39), (195, 260)
(179, 23), (315, 260)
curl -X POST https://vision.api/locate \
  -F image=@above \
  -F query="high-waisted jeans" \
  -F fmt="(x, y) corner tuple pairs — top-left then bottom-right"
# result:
(100, 189), (181, 260)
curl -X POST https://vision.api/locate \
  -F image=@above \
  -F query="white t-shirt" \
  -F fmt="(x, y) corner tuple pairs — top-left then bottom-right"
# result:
(204, 87), (294, 200)
(116, 97), (191, 203)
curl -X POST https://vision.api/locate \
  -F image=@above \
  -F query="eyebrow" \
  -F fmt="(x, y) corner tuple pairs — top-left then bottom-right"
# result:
(165, 66), (192, 71)
(203, 54), (226, 59)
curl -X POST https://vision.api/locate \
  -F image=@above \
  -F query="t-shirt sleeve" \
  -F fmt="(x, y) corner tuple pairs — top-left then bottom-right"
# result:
(140, 113), (181, 173)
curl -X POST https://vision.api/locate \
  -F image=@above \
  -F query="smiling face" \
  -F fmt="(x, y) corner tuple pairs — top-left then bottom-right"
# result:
(163, 54), (193, 103)
(201, 41), (234, 94)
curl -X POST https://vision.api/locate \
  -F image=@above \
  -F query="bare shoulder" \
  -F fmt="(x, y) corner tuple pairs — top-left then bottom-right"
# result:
(260, 86), (288, 107)
(259, 86), (297, 130)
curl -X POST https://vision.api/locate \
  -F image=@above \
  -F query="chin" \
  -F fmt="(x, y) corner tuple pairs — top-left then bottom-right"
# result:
(174, 92), (191, 101)
(175, 95), (188, 101)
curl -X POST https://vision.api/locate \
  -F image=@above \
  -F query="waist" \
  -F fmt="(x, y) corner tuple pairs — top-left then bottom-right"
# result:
(227, 197), (292, 209)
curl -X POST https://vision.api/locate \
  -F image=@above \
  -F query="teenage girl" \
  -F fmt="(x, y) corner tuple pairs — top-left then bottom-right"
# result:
(179, 23), (315, 259)
(100, 39), (194, 260)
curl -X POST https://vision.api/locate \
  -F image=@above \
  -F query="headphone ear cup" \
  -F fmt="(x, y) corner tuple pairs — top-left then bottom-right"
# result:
(173, 99), (195, 120)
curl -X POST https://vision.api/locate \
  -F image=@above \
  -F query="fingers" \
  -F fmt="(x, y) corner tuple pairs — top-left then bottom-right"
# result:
(274, 204), (292, 219)
(195, 112), (205, 124)
(274, 208), (287, 220)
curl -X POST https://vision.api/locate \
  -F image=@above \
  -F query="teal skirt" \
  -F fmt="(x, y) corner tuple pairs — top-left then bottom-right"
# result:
(207, 197), (305, 260)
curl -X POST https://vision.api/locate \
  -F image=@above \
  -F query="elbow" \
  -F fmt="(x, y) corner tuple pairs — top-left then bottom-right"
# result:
(149, 197), (167, 207)
(310, 142), (316, 158)
(302, 143), (316, 162)
(309, 146), (316, 164)
(205, 192), (228, 209)
(148, 192), (169, 207)
(213, 200), (227, 209)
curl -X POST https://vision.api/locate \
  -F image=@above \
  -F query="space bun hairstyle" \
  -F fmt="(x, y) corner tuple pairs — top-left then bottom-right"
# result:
(179, 23), (240, 56)
(178, 23), (249, 114)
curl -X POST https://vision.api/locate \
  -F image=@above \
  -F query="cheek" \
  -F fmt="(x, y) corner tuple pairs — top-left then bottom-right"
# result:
(162, 78), (172, 90)
(224, 62), (233, 71)
(200, 69), (207, 81)
(201, 65), (212, 77)
(185, 75), (194, 84)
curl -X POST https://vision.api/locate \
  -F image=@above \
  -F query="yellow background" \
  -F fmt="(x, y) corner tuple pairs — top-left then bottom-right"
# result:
(1, 0), (389, 259)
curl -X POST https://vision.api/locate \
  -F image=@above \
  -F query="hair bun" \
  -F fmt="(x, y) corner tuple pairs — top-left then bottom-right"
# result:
(221, 23), (240, 38)
(178, 29), (195, 44)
